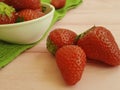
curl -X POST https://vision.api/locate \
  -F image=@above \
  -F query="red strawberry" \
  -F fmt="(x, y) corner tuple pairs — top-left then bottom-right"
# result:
(55, 45), (86, 85)
(16, 9), (45, 22)
(51, 0), (66, 9)
(4, 0), (42, 10)
(77, 26), (120, 66)
(47, 28), (77, 55)
(0, 0), (4, 2)
(0, 2), (16, 24)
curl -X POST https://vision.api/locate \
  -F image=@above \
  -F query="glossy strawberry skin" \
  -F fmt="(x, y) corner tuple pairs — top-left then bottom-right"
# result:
(4, 0), (41, 10)
(55, 45), (86, 85)
(77, 26), (120, 66)
(0, 2), (16, 24)
(16, 9), (44, 21)
(0, 13), (16, 24)
(51, 0), (66, 9)
(0, 0), (4, 2)
(47, 28), (77, 55)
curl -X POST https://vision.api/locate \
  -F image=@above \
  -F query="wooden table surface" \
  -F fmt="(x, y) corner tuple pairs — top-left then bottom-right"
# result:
(0, 0), (120, 90)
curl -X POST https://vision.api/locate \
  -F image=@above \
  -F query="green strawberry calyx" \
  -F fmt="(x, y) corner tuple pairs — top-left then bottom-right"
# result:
(0, 2), (15, 17)
(76, 26), (96, 41)
(16, 16), (24, 23)
(46, 38), (58, 56)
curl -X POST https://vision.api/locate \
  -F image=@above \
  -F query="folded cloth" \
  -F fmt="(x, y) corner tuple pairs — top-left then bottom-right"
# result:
(0, 0), (83, 68)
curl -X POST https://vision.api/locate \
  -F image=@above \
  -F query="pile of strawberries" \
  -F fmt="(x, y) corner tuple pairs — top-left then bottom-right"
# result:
(0, 0), (44, 24)
(0, 0), (67, 24)
(46, 26), (120, 85)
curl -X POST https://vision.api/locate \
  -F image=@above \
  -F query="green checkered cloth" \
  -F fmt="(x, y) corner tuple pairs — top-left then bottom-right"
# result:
(0, 0), (83, 68)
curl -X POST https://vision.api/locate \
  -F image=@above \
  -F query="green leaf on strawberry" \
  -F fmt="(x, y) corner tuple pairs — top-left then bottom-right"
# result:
(0, 2), (15, 17)
(15, 16), (24, 23)
(76, 26), (95, 41)
(42, 6), (47, 13)
(47, 38), (58, 55)
(0, 2), (16, 24)
(77, 26), (120, 66)
(46, 28), (77, 56)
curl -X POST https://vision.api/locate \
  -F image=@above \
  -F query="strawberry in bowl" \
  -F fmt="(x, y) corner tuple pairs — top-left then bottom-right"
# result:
(2, 0), (42, 10)
(0, 2), (16, 24)
(0, 2), (55, 44)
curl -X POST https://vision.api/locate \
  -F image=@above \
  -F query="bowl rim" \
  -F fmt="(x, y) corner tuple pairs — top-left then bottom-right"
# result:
(0, 2), (55, 27)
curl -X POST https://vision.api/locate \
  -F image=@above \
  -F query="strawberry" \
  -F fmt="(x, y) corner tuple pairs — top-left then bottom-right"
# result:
(0, 0), (4, 2)
(55, 45), (86, 85)
(47, 28), (77, 55)
(16, 9), (45, 22)
(4, 0), (42, 10)
(77, 26), (120, 66)
(51, 0), (66, 9)
(0, 2), (16, 24)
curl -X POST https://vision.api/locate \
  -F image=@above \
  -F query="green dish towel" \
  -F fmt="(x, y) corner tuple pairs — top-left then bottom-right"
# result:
(0, 0), (83, 68)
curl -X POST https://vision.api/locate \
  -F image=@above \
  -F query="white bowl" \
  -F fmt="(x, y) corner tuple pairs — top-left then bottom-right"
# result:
(0, 3), (55, 44)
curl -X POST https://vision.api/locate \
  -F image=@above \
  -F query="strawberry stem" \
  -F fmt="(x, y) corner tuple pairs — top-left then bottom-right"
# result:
(47, 38), (57, 56)
(42, 6), (47, 13)
(75, 26), (96, 42)
(16, 16), (24, 23)
(0, 2), (15, 17)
